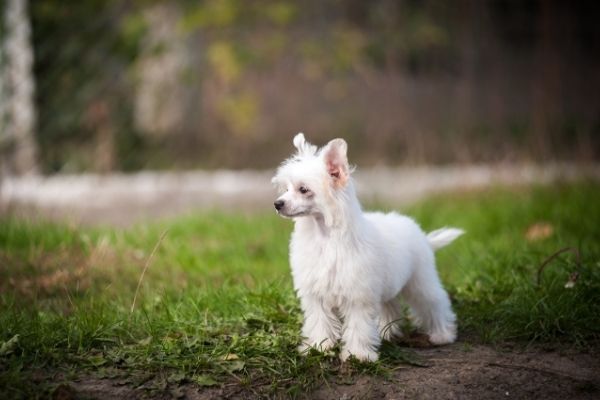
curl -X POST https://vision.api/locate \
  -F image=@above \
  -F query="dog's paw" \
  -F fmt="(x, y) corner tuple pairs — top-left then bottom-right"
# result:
(340, 346), (379, 362)
(428, 327), (456, 345)
(297, 338), (336, 355)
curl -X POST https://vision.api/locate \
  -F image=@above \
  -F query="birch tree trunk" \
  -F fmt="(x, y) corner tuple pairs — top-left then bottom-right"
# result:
(0, 4), (5, 148)
(3, 0), (38, 175)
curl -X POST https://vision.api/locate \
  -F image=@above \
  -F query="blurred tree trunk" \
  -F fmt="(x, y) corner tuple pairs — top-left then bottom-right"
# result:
(134, 2), (188, 139)
(3, 0), (38, 175)
(0, 5), (7, 176)
(85, 99), (115, 173)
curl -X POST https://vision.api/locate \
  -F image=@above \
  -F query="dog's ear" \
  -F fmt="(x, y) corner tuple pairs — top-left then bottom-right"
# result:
(322, 138), (349, 188)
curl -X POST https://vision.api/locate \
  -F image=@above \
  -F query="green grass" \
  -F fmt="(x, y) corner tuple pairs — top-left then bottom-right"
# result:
(1, 182), (599, 398)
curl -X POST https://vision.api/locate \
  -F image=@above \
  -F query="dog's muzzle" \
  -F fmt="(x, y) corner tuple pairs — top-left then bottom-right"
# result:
(274, 200), (285, 211)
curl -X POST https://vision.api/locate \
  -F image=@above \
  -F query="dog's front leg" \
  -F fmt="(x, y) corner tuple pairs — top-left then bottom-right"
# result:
(340, 303), (380, 362)
(298, 296), (340, 354)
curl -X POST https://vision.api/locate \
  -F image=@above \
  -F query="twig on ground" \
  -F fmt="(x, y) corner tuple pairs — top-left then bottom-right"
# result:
(536, 247), (581, 286)
(130, 230), (168, 313)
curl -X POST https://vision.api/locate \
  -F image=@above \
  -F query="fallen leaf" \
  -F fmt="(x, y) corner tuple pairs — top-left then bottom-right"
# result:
(167, 371), (186, 383)
(0, 334), (20, 357)
(170, 387), (186, 399)
(138, 336), (152, 346)
(194, 374), (218, 387)
(222, 360), (245, 373)
(87, 355), (107, 367)
(565, 272), (579, 289)
(525, 222), (554, 241)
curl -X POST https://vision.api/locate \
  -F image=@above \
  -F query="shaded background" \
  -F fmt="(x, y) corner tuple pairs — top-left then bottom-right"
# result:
(1, 0), (599, 174)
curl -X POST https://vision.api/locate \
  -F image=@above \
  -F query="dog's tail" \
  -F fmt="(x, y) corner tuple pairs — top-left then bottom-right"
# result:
(427, 228), (465, 251)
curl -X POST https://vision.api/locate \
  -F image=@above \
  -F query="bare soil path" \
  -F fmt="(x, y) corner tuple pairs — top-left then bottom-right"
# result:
(42, 342), (599, 399)
(310, 343), (599, 400)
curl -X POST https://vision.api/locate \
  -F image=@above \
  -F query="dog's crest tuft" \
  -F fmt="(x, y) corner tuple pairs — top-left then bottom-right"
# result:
(293, 132), (318, 158)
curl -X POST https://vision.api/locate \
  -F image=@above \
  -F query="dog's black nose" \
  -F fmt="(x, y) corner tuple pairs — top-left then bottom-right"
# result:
(274, 200), (285, 211)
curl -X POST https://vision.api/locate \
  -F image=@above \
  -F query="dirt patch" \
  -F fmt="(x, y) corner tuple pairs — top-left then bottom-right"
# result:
(311, 344), (599, 400)
(41, 343), (599, 400)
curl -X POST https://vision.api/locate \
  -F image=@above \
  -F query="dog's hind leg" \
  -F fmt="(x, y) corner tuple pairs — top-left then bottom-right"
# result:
(401, 262), (456, 345)
(379, 298), (404, 341)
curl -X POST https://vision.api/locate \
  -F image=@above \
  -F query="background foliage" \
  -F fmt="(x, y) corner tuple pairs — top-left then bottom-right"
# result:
(24, 0), (600, 172)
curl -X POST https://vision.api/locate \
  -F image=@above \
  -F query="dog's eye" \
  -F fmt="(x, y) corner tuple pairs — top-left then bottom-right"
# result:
(299, 186), (309, 194)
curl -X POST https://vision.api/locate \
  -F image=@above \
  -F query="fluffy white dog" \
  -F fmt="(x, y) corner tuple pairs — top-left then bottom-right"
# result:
(272, 133), (463, 362)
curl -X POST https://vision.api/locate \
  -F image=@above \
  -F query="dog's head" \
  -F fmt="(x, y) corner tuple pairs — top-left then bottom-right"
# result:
(271, 133), (352, 224)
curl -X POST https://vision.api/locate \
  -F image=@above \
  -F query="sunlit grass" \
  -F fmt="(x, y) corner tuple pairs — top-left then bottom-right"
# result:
(1, 182), (599, 397)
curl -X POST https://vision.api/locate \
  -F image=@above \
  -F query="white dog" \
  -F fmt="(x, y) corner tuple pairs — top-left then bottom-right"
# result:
(272, 133), (463, 362)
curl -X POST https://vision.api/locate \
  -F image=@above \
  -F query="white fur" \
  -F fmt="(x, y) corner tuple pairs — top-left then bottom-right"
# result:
(427, 228), (465, 251)
(272, 133), (463, 362)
